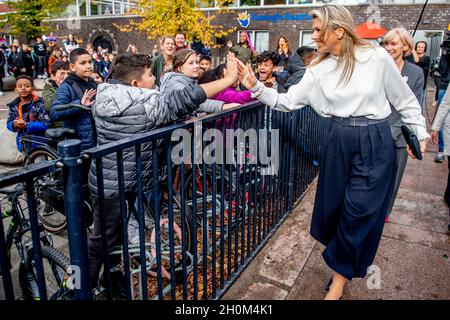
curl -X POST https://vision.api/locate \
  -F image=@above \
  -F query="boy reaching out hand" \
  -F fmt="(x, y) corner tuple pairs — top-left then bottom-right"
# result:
(50, 48), (98, 150)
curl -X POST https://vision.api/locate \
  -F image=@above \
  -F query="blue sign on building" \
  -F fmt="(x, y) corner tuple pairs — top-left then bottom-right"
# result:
(252, 13), (312, 23)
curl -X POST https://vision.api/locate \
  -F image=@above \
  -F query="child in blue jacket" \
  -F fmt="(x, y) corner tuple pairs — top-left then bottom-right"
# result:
(6, 75), (50, 152)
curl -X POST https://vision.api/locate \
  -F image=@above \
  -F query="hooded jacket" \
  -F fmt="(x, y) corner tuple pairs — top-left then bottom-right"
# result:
(159, 72), (224, 114)
(214, 87), (254, 104)
(280, 53), (307, 93)
(88, 78), (206, 198)
(50, 73), (98, 149)
(6, 95), (50, 151)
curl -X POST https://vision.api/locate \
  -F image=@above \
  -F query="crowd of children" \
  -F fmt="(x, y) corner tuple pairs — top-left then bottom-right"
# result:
(3, 31), (320, 297)
(0, 33), (113, 93)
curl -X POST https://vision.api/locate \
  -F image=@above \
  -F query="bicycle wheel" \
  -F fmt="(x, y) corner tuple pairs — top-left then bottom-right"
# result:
(24, 146), (58, 166)
(19, 245), (74, 300)
(26, 148), (67, 233)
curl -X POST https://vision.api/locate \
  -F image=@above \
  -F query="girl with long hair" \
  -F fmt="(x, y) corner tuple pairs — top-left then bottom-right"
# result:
(276, 36), (292, 71)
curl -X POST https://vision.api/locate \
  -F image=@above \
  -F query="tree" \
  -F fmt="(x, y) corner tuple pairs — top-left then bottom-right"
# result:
(1, 0), (72, 41)
(116, 0), (237, 47)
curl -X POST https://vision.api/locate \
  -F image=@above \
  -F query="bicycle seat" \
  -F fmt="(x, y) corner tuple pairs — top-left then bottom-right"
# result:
(45, 128), (76, 140)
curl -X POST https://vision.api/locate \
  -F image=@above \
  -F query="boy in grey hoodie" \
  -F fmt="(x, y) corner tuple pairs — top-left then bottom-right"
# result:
(87, 52), (238, 295)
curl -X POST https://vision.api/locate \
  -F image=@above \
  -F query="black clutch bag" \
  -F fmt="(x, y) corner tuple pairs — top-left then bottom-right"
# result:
(401, 125), (423, 160)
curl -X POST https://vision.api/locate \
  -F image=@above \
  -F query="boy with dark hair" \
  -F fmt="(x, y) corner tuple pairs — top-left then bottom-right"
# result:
(6, 75), (49, 151)
(50, 48), (97, 149)
(33, 36), (47, 79)
(256, 50), (280, 91)
(280, 46), (317, 93)
(43, 61), (70, 121)
(199, 55), (212, 71)
(87, 52), (238, 296)
(198, 54), (212, 78)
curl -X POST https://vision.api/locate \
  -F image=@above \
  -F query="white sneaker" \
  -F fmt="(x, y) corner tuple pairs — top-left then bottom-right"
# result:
(435, 152), (445, 163)
(0, 91), (3, 96)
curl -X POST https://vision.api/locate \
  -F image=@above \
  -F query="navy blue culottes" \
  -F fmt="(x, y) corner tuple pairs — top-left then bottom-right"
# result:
(310, 118), (396, 280)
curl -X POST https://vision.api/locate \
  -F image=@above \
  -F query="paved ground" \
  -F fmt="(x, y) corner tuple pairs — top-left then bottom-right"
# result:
(223, 87), (450, 300)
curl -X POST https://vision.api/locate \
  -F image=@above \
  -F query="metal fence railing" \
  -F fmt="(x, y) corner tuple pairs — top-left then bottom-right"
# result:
(0, 102), (329, 300)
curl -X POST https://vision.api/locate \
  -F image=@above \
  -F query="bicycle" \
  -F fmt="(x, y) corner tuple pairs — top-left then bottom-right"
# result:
(0, 183), (73, 300)
(19, 103), (94, 233)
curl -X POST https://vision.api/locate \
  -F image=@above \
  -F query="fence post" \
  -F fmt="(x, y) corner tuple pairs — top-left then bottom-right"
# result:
(58, 139), (91, 300)
(287, 112), (298, 211)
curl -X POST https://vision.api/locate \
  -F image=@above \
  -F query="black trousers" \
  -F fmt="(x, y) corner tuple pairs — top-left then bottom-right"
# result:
(310, 119), (396, 280)
(36, 56), (47, 76)
(87, 196), (123, 289)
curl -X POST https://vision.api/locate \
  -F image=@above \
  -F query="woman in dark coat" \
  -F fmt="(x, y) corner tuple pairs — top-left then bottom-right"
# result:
(383, 28), (425, 221)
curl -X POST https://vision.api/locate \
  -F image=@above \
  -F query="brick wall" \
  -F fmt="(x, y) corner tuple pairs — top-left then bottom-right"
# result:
(50, 4), (449, 56)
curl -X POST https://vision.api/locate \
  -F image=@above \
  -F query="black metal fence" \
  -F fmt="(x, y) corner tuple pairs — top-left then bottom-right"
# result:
(0, 102), (329, 300)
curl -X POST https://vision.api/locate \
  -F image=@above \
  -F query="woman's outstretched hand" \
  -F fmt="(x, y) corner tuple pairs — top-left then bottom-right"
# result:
(237, 59), (257, 90)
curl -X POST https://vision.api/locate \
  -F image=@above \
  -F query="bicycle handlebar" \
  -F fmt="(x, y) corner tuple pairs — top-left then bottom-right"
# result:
(53, 103), (92, 112)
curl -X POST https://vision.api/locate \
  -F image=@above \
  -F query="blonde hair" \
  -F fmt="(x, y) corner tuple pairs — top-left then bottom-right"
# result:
(383, 28), (414, 57)
(159, 36), (175, 48)
(310, 4), (371, 86)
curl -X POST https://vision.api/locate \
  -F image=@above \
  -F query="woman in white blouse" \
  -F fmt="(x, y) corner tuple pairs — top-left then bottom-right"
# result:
(237, 4), (429, 300)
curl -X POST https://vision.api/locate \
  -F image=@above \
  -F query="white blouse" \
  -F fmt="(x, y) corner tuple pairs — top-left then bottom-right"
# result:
(250, 46), (430, 141)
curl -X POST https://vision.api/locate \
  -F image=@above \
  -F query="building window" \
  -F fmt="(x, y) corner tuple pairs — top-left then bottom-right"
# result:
(264, 0), (286, 4)
(79, 0), (87, 16)
(240, 0), (262, 5)
(288, 0), (313, 4)
(240, 31), (269, 53)
(299, 30), (315, 48)
(1, 35), (14, 46)
(227, 0), (240, 6)
(90, 0), (113, 15)
(113, 1), (124, 14)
